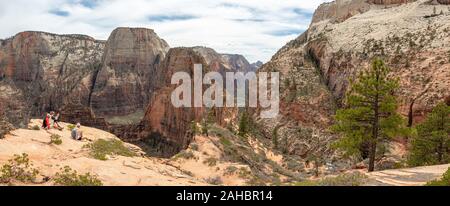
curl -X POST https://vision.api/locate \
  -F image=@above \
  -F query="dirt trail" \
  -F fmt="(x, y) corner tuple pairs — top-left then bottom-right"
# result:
(365, 164), (450, 186)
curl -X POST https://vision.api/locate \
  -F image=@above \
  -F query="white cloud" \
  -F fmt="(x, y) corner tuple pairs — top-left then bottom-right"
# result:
(0, 0), (332, 62)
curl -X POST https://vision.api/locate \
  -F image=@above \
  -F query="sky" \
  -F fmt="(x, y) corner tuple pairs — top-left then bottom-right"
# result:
(0, 0), (332, 62)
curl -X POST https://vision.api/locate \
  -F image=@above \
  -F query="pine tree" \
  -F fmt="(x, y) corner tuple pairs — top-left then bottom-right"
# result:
(238, 111), (249, 137)
(200, 119), (209, 137)
(332, 58), (406, 172)
(408, 103), (450, 166)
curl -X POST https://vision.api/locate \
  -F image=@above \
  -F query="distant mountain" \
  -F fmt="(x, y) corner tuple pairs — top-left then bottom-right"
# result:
(191, 46), (258, 73)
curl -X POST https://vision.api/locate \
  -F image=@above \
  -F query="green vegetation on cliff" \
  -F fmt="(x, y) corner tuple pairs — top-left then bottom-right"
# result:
(332, 59), (407, 172)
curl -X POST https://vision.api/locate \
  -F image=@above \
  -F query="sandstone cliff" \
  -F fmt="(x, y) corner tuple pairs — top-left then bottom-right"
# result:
(0, 31), (104, 126)
(192, 46), (258, 73)
(0, 28), (257, 158)
(90, 27), (170, 117)
(118, 47), (238, 157)
(256, 0), (449, 165)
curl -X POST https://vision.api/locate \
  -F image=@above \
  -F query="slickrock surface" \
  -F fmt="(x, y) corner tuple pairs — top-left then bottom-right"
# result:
(0, 120), (206, 186)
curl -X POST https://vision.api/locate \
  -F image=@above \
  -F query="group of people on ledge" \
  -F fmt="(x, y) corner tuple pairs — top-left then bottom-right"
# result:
(41, 111), (83, 141)
(42, 111), (62, 130)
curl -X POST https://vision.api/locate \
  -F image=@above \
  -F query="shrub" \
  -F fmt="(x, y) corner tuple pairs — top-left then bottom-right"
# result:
(294, 172), (367, 186)
(204, 176), (223, 185)
(84, 139), (135, 161)
(220, 137), (232, 147)
(285, 159), (304, 172)
(246, 176), (267, 186)
(238, 168), (251, 179)
(0, 153), (39, 184)
(173, 150), (196, 160)
(53, 166), (103, 186)
(425, 168), (450, 186)
(190, 143), (199, 151)
(67, 124), (76, 131)
(50, 134), (62, 145)
(31, 125), (40, 130)
(203, 157), (218, 167)
(224, 166), (238, 176)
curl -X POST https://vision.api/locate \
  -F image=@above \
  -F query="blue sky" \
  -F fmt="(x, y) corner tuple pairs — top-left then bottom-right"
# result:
(0, 0), (331, 62)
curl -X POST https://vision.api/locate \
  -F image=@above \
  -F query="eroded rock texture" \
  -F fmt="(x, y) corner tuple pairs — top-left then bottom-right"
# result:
(119, 47), (237, 157)
(312, 0), (415, 24)
(0, 31), (104, 125)
(256, 0), (449, 158)
(0, 28), (254, 157)
(90, 27), (170, 117)
(192, 46), (258, 73)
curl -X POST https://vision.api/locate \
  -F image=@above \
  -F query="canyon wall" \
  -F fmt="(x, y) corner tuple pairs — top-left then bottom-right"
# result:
(0, 28), (249, 156)
(256, 0), (449, 159)
(90, 28), (170, 117)
(0, 31), (104, 116)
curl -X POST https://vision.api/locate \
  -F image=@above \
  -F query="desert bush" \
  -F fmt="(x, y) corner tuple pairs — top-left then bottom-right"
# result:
(203, 157), (218, 167)
(238, 167), (251, 179)
(190, 143), (199, 151)
(67, 124), (76, 131)
(219, 137), (232, 147)
(294, 172), (367, 186)
(53, 166), (103, 186)
(50, 134), (62, 145)
(84, 139), (135, 161)
(425, 168), (450, 186)
(173, 150), (196, 160)
(246, 176), (267, 186)
(285, 159), (304, 172)
(0, 153), (39, 184)
(204, 176), (223, 185)
(31, 125), (40, 130)
(224, 166), (238, 176)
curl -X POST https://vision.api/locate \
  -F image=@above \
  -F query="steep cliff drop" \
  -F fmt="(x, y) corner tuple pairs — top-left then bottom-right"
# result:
(90, 27), (170, 118)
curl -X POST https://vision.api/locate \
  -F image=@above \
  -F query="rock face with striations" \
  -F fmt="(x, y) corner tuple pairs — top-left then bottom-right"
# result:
(90, 28), (170, 117)
(437, 0), (450, 4)
(257, 0), (450, 157)
(0, 28), (250, 156)
(117, 47), (237, 157)
(0, 31), (105, 127)
(312, 0), (415, 24)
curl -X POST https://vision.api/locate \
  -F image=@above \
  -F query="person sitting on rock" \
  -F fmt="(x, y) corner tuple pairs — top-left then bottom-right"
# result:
(42, 113), (51, 130)
(71, 123), (83, 141)
(49, 111), (55, 128)
(52, 111), (62, 130)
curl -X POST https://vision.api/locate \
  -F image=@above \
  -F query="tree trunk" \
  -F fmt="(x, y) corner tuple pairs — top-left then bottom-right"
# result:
(369, 76), (380, 172)
(368, 140), (377, 172)
(438, 139), (443, 164)
(408, 100), (415, 127)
